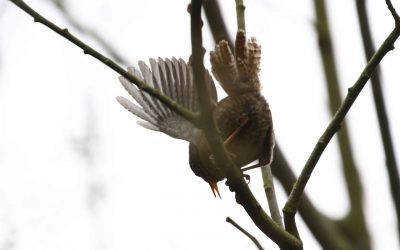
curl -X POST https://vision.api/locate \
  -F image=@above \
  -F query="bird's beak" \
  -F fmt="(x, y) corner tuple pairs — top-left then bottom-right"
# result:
(209, 182), (221, 199)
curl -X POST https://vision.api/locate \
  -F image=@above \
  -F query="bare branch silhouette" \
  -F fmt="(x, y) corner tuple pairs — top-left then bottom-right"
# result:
(226, 217), (264, 250)
(312, 0), (370, 247)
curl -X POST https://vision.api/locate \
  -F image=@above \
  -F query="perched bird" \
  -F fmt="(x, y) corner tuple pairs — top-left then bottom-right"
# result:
(116, 31), (274, 197)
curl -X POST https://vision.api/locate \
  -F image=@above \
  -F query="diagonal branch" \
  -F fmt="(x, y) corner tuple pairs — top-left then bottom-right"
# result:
(272, 147), (354, 250)
(9, 0), (199, 125)
(203, 0), (233, 48)
(283, 0), (400, 237)
(356, 0), (400, 240)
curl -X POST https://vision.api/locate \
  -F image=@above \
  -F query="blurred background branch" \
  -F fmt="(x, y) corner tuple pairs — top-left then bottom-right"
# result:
(49, 0), (130, 66)
(313, 0), (370, 248)
(9, 0), (199, 125)
(203, 0), (233, 48)
(355, 0), (400, 240)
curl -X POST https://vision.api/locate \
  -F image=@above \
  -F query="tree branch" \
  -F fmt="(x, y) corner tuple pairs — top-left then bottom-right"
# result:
(284, 1), (400, 238)
(190, 1), (301, 249)
(51, 0), (130, 66)
(203, 0), (233, 48)
(356, 0), (400, 241)
(235, 0), (246, 31)
(9, 0), (199, 125)
(385, 0), (400, 25)
(261, 165), (283, 228)
(273, 147), (354, 250)
(226, 217), (264, 250)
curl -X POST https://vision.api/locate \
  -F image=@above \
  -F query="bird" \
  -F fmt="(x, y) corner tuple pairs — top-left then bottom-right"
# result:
(116, 30), (274, 198)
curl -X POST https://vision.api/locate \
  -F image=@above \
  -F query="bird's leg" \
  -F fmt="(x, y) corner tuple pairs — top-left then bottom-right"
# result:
(209, 115), (249, 163)
(240, 161), (264, 183)
(240, 150), (272, 172)
(223, 115), (249, 145)
(241, 162), (263, 172)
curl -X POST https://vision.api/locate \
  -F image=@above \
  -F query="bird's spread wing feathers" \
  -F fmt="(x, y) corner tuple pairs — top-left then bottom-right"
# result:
(117, 57), (217, 142)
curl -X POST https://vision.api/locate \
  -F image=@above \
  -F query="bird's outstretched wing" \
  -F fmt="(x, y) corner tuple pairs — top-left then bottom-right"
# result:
(117, 57), (217, 143)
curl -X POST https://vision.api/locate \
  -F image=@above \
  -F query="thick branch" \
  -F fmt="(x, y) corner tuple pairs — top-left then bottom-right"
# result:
(356, 0), (400, 239)
(284, 17), (400, 231)
(190, 1), (301, 249)
(9, 0), (199, 125)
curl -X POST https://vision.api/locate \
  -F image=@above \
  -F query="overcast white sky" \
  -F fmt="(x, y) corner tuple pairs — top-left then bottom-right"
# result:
(1, 0), (400, 249)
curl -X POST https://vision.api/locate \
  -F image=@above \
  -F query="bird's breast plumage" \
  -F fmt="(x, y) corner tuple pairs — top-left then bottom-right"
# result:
(215, 91), (272, 166)
(189, 91), (273, 183)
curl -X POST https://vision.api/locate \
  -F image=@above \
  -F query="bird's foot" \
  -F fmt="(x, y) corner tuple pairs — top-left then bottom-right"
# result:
(243, 174), (251, 184)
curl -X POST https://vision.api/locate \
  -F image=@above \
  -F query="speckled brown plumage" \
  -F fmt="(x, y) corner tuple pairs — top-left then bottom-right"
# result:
(189, 91), (273, 184)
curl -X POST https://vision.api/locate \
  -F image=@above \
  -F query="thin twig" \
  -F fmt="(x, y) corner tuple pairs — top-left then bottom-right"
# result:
(283, 0), (400, 234)
(9, 0), (199, 125)
(356, 0), (400, 240)
(190, 1), (301, 249)
(235, 0), (246, 31)
(261, 165), (283, 228)
(385, 0), (400, 25)
(226, 217), (264, 250)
